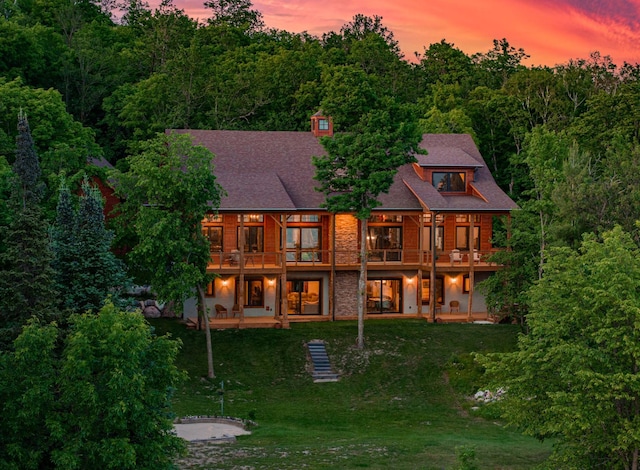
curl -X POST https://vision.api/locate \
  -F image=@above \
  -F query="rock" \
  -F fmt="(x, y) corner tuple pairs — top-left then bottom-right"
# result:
(143, 305), (162, 318)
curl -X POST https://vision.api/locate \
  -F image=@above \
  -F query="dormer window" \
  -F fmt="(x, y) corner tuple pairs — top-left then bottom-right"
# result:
(310, 112), (333, 137)
(433, 172), (465, 192)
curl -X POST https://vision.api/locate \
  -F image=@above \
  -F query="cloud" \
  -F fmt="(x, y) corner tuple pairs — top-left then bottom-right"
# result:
(162, 0), (640, 66)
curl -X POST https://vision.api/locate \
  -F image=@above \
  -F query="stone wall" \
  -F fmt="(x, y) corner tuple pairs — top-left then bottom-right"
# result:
(335, 214), (358, 264)
(334, 271), (359, 318)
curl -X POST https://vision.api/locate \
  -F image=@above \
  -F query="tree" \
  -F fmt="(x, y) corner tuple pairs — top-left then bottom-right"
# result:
(0, 112), (57, 349)
(203, 0), (264, 33)
(313, 100), (422, 348)
(51, 177), (131, 313)
(111, 132), (223, 377)
(13, 109), (43, 208)
(482, 226), (640, 469)
(0, 302), (186, 469)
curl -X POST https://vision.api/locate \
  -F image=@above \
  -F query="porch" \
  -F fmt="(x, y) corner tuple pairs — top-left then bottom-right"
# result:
(207, 248), (500, 274)
(185, 311), (497, 330)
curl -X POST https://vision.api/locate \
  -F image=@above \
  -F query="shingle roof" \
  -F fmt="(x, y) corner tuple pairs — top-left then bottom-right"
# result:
(168, 130), (517, 213)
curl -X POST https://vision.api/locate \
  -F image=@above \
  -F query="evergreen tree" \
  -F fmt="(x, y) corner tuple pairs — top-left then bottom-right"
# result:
(0, 113), (57, 349)
(51, 177), (131, 313)
(12, 109), (43, 207)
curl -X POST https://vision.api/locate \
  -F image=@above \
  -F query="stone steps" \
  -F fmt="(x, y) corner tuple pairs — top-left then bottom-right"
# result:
(307, 341), (339, 382)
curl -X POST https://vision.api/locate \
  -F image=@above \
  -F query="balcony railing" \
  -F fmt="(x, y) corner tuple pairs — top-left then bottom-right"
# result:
(207, 249), (498, 270)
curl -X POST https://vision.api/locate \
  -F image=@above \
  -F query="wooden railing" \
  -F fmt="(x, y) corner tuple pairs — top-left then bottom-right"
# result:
(207, 249), (498, 270)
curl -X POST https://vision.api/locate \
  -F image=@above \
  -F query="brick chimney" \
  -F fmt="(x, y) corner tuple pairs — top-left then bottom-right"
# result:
(310, 111), (333, 137)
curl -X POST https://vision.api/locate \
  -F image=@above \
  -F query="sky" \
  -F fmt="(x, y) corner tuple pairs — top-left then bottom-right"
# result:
(169, 0), (640, 67)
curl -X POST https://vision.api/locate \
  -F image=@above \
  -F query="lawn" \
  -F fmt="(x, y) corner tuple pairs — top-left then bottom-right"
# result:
(150, 318), (552, 469)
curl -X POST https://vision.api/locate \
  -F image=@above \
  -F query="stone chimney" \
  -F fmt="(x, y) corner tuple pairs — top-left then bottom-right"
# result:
(310, 111), (333, 137)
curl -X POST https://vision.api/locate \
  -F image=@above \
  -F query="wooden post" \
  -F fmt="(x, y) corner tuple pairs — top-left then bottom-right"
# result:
(430, 212), (438, 322)
(239, 215), (245, 324)
(467, 214), (475, 322)
(281, 214), (289, 328)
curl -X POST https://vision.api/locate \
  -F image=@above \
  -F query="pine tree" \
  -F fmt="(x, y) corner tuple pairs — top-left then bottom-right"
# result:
(0, 113), (57, 349)
(13, 110), (43, 208)
(51, 177), (131, 313)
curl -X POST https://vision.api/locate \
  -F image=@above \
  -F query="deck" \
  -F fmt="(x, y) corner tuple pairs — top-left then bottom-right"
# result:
(185, 311), (497, 330)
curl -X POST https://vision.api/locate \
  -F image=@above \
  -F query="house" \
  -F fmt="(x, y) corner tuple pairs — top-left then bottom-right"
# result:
(172, 114), (517, 327)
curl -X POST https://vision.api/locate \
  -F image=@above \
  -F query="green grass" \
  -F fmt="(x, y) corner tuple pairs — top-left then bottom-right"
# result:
(151, 319), (551, 469)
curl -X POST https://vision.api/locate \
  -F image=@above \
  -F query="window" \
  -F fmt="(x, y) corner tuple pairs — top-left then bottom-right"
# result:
(237, 226), (263, 252)
(455, 214), (480, 223)
(455, 226), (480, 250)
(238, 214), (263, 223)
(318, 119), (329, 130)
(366, 279), (401, 313)
(202, 226), (223, 252)
(422, 277), (444, 305)
(423, 226), (444, 251)
(433, 172), (466, 192)
(286, 280), (321, 315)
(288, 215), (319, 222)
(242, 278), (263, 307)
(205, 213), (223, 222)
(463, 275), (471, 293)
(205, 281), (215, 297)
(368, 216), (403, 262)
(286, 227), (320, 261)
(370, 214), (402, 223)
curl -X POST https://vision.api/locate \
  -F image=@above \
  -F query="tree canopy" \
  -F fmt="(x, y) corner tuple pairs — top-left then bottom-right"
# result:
(482, 226), (640, 468)
(0, 302), (185, 469)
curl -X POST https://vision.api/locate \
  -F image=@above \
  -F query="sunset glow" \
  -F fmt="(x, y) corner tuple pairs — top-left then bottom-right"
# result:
(168, 0), (640, 66)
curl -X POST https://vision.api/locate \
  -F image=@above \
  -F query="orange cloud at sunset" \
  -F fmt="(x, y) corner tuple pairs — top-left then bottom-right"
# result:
(167, 0), (640, 66)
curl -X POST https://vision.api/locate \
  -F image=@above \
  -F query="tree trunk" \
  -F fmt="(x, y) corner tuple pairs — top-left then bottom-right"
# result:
(357, 218), (367, 349)
(197, 284), (215, 378)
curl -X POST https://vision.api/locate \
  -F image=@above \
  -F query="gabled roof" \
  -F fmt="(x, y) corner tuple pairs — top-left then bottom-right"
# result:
(168, 129), (517, 214)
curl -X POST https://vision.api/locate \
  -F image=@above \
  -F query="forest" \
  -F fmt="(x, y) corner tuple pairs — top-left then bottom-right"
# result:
(0, 0), (639, 311)
(2, 0), (640, 467)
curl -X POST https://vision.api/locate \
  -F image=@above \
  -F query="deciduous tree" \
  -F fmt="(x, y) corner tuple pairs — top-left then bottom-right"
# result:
(0, 302), (185, 469)
(482, 226), (640, 469)
(112, 132), (223, 377)
(313, 100), (421, 348)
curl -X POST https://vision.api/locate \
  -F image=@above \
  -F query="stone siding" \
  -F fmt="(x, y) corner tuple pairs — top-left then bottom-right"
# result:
(335, 214), (358, 264)
(334, 271), (359, 318)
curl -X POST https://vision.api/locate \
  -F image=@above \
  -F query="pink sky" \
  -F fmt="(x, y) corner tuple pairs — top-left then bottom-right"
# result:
(170, 0), (640, 66)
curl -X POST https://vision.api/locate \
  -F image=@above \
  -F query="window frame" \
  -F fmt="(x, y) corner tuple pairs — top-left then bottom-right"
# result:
(240, 277), (264, 307)
(432, 172), (466, 192)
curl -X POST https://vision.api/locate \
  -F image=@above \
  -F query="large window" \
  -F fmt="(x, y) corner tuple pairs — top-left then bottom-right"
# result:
(367, 216), (402, 262)
(241, 278), (263, 307)
(433, 172), (466, 192)
(237, 226), (264, 252)
(202, 226), (223, 252)
(366, 279), (401, 313)
(286, 280), (321, 315)
(422, 226), (445, 251)
(286, 227), (320, 261)
(421, 276), (444, 305)
(455, 226), (480, 250)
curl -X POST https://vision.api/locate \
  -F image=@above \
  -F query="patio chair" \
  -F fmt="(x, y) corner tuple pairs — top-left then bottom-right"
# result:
(231, 304), (241, 318)
(449, 249), (463, 265)
(473, 250), (481, 263)
(214, 303), (228, 319)
(449, 300), (460, 313)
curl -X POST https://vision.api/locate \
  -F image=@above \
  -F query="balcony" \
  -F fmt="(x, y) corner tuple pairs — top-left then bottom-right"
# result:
(207, 249), (499, 272)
